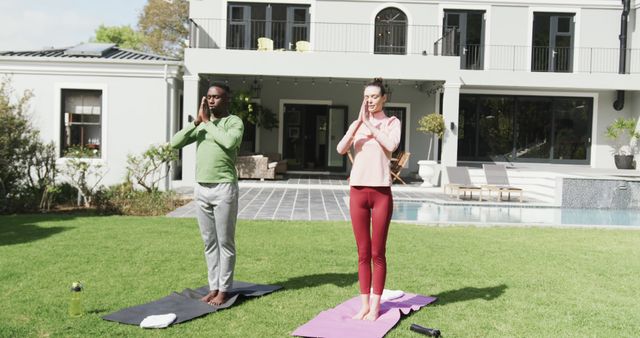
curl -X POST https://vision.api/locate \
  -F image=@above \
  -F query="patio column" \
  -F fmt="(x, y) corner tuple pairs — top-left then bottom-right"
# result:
(441, 82), (461, 184)
(179, 74), (200, 186)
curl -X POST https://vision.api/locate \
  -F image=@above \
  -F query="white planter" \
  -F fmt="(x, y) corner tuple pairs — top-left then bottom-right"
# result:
(417, 160), (438, 187)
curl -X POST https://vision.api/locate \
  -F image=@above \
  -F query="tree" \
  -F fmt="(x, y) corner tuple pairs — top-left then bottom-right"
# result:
(138, 0), (189, 58)
(92, 25), (143, 50)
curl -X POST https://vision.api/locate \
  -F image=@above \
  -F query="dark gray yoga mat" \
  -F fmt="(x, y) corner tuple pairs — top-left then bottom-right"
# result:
(103, 281), (281, 325)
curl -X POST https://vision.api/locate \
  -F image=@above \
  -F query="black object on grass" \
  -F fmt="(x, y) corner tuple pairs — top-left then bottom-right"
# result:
(410, 323), (441, 337)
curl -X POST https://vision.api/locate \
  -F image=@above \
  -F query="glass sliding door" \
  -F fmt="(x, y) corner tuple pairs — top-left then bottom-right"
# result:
(532, 13), (574, 72)
(227, 3), (309, 50)
(227, 5), (251, 49)
(287, 7), (310, 49)
(444, 10), (485, 69)
(515, 97), (552, 160)
(283, 104), (347, 171)
(552, 98), (591, 161)
(458, 94), (592, 164)
(476, 96), (514, 161)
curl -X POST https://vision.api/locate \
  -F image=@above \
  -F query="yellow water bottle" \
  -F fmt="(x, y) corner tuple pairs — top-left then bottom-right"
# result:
(68, 282), (83, 317)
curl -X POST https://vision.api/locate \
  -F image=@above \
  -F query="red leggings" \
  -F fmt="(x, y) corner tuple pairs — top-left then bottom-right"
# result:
(349, 186), (393, 295)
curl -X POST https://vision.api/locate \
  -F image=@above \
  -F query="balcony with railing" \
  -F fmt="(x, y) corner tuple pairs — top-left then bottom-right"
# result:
(189, 18), (640, 75)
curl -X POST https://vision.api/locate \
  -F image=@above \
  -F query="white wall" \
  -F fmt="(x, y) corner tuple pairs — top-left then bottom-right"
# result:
(211, 76), (437, 174)
(1, 61), (181, 187)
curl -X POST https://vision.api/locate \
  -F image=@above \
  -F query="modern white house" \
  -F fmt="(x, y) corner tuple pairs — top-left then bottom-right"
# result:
(0, 43), (183, 187)
(177, 0), (640, 188)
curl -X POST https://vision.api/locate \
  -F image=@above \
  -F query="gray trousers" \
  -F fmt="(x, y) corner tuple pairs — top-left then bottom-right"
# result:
(194, 182), (239, 291)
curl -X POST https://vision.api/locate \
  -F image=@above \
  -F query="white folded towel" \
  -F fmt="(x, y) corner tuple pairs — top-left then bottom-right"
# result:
(371, 288), (405, 302)
(140, 313), (177, 329)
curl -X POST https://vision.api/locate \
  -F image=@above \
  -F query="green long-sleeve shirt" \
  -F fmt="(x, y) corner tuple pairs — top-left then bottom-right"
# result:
(170, 114), (244, 183)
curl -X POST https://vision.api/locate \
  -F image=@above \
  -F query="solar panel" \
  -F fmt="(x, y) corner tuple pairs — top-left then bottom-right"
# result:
(64, 43), (116, 57)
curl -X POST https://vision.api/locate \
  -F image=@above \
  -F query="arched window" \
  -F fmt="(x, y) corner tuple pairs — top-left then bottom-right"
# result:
(374, 7), (408, 55)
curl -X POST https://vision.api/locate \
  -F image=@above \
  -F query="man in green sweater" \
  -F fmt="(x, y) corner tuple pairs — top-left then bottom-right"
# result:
(170, 83), (244, 306)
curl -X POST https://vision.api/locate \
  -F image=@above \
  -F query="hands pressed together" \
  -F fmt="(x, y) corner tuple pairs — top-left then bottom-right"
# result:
(195, 96), (210, 126)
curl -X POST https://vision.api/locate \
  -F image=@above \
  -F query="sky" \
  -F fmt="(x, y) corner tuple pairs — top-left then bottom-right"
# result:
(0, 0), (149, 51)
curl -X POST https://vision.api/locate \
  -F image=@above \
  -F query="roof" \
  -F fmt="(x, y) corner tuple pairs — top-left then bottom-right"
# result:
(0, 43), (180, 62)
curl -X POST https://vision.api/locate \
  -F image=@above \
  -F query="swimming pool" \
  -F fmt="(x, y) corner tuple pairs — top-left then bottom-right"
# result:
(391, 201), (640, 228)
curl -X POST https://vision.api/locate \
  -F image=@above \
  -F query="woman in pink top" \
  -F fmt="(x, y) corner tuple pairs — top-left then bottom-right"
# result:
(336, 78), (402, 320)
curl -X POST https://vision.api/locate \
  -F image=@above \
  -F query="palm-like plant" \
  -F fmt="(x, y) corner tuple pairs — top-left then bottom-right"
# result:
(605, 117), (640, 155)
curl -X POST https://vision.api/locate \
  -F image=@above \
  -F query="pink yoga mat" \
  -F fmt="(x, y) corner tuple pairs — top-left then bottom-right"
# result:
(291, 293), (437, 338)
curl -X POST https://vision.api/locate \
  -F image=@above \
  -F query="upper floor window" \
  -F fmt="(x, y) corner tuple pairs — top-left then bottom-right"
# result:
(374, 7), (407, 55)
(443, 10), (485, 70)
(227, 3), (309, 50)
(532, 12), (575, 73)
(60, 89), (102, 158)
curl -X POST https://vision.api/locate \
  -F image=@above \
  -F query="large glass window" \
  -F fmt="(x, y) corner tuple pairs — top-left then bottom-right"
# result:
(458, 94), (592, 163)
(227, 3), (309, 50)
(374, 7), (407, 55)
(60, 89), (102, 158)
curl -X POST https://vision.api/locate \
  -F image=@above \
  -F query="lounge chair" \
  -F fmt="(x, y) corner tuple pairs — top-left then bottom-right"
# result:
(482, 164), (523, 202)
(444, 166), (483, 201)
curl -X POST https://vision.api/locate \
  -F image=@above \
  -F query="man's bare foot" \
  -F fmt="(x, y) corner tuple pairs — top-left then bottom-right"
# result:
(201, 290), (218, 303)
(352, 307), (370, 320)
(208, 291), (228, 305)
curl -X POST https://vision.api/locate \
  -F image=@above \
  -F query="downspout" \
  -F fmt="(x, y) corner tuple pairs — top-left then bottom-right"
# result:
(614, 0), (631, 111)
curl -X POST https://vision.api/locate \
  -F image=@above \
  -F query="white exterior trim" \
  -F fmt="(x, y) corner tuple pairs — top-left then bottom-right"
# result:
(53, 82), (109, 164)
(278, 99), (332, 154)
(386, 102), (411, 153)
(526, 6), (582, 72)
(459, 88), (595, 97)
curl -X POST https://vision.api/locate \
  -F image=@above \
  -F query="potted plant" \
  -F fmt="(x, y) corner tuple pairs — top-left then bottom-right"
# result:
(416, 113), (445, 186)
(605, 117), (640, 169)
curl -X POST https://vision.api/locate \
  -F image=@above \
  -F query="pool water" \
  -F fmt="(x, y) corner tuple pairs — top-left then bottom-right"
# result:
(392, 201), (640, 227)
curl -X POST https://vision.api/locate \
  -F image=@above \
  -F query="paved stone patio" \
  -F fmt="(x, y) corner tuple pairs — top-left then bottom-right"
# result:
(168, 175), (438, 220)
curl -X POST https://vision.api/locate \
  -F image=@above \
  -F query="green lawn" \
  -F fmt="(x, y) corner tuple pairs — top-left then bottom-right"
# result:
(1, 215), (639, 337)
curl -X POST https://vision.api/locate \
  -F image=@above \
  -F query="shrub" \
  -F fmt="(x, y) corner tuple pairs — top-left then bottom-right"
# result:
(60, 148), (107, 207)
(0, 77), (59, 213)
(94, 183), (185, 216)
(126, 144), (177, 192)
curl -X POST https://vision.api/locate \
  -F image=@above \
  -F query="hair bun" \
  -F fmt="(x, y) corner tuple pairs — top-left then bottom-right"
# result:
(373, 77), (384, 85)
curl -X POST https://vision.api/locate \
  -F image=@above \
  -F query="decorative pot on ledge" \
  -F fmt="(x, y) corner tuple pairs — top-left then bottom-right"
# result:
(614, 154), (635, 169)
(417, 160), (438, 187)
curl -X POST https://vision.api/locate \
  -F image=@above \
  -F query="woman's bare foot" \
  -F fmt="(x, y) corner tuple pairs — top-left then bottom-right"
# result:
(352, 294), (370, 320)
(364, 294), (381, 321)
(352, 307), (370, 320)
(208, 291), (228, 305)
(201, 290), (218, 303)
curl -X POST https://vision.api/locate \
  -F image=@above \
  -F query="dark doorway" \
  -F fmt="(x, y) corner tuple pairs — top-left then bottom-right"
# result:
(283, 104), (347, 171)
